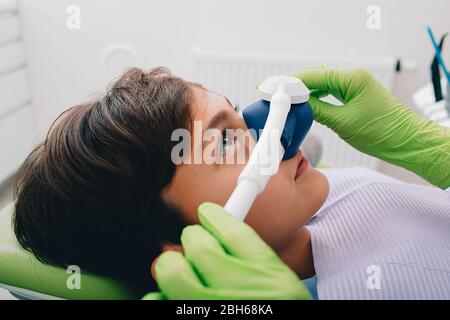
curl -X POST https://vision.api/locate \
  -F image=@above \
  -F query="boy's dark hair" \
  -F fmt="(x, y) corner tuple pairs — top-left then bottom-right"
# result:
(13, 67), (194, 294)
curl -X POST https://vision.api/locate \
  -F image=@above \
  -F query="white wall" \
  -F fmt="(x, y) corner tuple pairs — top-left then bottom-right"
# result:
(18, 0), (450, 136)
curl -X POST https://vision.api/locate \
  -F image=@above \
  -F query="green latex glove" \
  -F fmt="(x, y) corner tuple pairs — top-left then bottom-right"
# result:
(294, 67), (450, 189)
(142, 202), (311, 300)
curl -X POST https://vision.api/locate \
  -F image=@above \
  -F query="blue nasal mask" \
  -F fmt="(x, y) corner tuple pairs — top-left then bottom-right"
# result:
(241, 99), (313, 160)
(225, 75), (313, 221)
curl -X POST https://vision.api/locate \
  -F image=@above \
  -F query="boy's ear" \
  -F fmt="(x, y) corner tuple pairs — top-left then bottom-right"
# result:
(162, 243), (183, 253)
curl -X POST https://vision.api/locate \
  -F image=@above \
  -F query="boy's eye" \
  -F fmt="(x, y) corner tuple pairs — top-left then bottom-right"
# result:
(220, 129), (235, 155)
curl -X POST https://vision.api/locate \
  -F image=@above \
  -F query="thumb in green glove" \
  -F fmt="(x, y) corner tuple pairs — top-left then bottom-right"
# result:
(142, 202), (311, 300)
(294, 67), (450, 189)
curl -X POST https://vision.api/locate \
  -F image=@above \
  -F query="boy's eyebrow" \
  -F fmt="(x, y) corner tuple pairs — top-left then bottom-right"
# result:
(205, 96), (236, 131)
(206, 110), (229, 131)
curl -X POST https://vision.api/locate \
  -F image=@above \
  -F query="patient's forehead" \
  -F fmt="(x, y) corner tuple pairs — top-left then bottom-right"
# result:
(189, 86), (230, 124)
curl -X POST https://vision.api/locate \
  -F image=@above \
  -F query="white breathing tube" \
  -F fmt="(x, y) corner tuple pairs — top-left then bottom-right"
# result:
(224, 76), (310, 221)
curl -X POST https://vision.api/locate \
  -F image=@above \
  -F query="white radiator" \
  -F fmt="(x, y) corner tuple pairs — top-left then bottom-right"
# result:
(192, 47), (397, 169)
(0, 0), (35, 183)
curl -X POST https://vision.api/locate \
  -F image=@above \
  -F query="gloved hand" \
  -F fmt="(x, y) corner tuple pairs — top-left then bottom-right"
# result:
(142, 202), (311, 300)
(294, 67), (450, 189)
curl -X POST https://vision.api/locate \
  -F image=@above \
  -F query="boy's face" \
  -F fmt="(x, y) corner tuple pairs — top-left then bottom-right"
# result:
(163, 87), (329, 250)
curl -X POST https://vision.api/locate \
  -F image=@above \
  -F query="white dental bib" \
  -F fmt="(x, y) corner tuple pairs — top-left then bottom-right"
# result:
(306, 168), (450, 299)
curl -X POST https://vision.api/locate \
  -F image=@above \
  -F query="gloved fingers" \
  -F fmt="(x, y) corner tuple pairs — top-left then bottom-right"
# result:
(181, 224), (229, 280)
(154, 250), (212, 300)
(309, 89), (330, 99)
(308, 96), (344, 127)
(154, 249), (264, 299)
(154, 222), (312, 300)
(141, 292), (167, 300)
(181, 222), (281, 287)
(293, 67), (334, 92)
(156, 249), (311, 300)
(294, 67), (356, 102)
(197, 202), (282, 264)
(201, 286), (312, 300)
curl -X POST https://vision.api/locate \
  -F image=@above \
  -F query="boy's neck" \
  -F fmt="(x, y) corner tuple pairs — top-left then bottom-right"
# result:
(277, 227), (315, 279)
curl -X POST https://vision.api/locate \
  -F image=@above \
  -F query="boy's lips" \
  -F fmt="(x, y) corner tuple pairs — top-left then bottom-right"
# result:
(294, 150), (309, 180)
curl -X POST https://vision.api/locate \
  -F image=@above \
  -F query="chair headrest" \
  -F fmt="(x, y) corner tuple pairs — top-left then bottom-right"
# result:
(0, 203), (141, 300)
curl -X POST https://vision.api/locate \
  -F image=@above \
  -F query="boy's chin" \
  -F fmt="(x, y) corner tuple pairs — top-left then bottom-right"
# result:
(301, 168), (330, 212)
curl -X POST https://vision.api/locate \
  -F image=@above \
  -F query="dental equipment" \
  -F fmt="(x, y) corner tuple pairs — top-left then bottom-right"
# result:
(427, 26), (450, 84)
(224, 76), (313, 221)
(427, 26), (450, 113)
